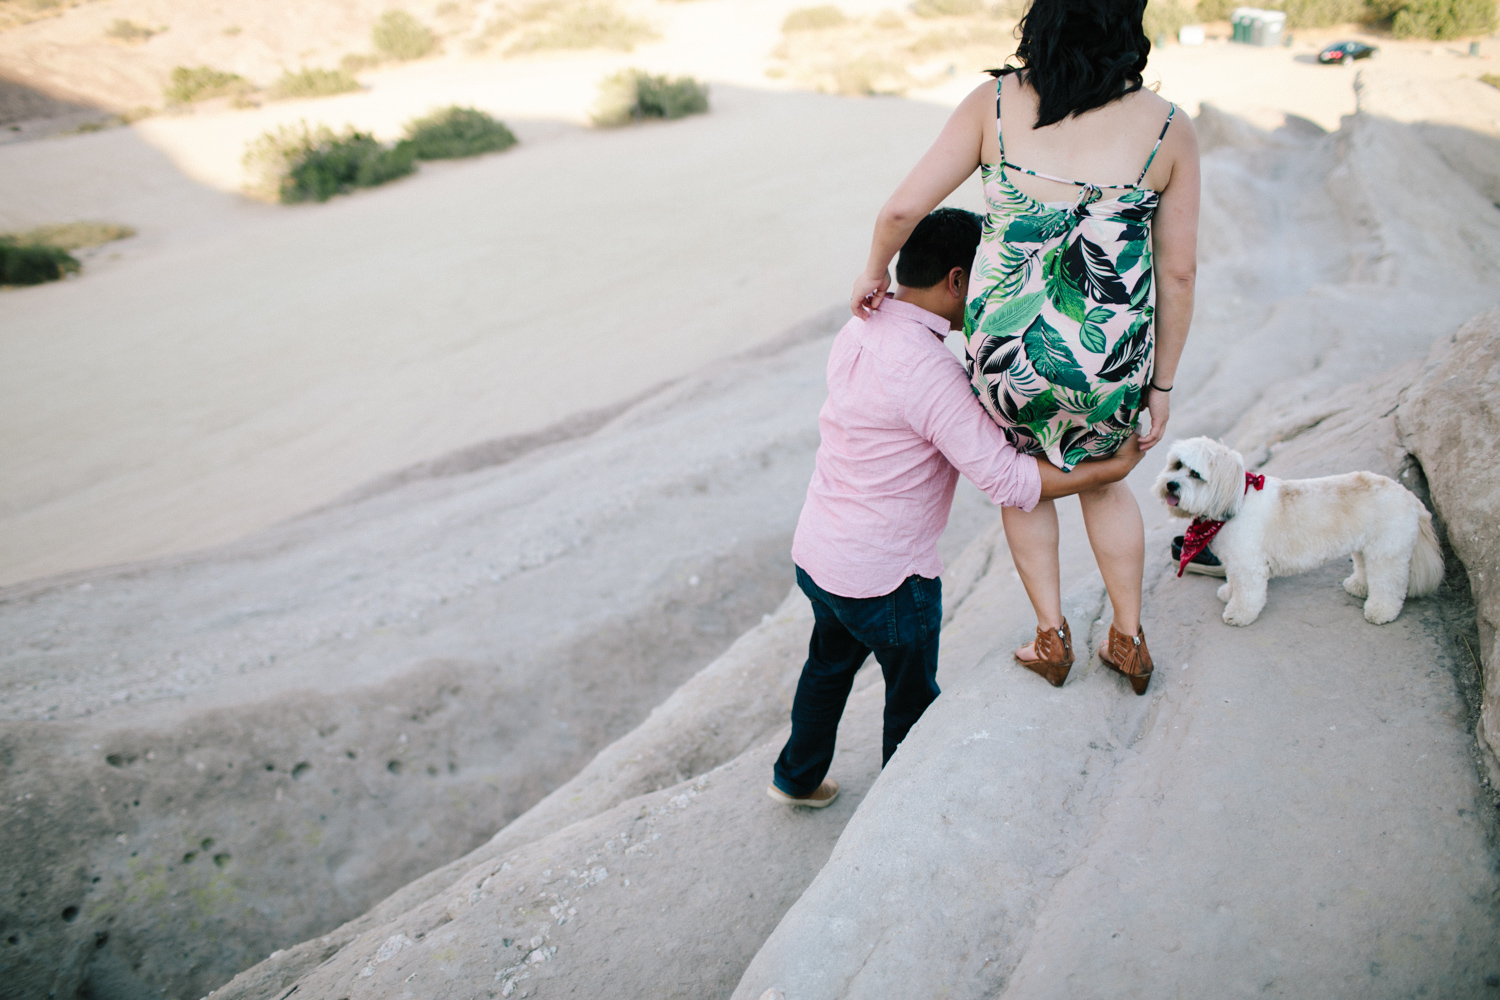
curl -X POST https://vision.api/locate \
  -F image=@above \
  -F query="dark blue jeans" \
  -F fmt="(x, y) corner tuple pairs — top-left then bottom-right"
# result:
(772, 566), (942, 798)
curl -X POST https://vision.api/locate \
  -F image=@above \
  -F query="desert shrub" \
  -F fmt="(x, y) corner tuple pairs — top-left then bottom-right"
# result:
(372, 10), (437, 60)
(400, 106), (517, 158)
(164, 65), (252, 104)
(911, 0), (984, 16)
(782, 5), (848, 30)
(268, 68), (361, 100)
(831, 54), (910, 95)
(0, 0), (91, 30)
(11, 221), (135, 250)
(1390, 0), (1496, 36)
(507, 1), (657, 52)
(105, 18), (157, 42)
(341, 52), (385, 73)
(1277, 0), (1376, 24)
(1143, 0), (1193, 39)
(1193, 0), (1238, 19)
(1483, 73), (1500, 89)
(0, 238), (80, 286)
(909, 23), (1011, 53)
(283, 132), (415, 202)
(243, 122), (415, 203)
(592, 70), (709, 126)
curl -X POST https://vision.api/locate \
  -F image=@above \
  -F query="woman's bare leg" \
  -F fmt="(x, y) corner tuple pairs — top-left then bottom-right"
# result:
(1078, 479), (1145, 642)
(1001, 500), (1062, 660)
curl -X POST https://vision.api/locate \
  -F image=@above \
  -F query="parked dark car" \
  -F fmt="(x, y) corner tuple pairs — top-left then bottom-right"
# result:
(1319, 41), (1378, 64)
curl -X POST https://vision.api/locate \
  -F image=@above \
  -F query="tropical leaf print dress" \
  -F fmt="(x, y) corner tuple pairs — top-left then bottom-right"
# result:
(965, 71), (1176, 471)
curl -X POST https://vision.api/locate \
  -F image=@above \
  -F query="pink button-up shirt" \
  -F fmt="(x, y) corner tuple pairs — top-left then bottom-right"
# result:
(791, 297), (1042, 599)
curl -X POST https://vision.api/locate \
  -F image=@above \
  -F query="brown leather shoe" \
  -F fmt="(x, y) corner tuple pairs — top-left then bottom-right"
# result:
(1099, 624), (1153, 696)
(1015, 618), (1074, 687)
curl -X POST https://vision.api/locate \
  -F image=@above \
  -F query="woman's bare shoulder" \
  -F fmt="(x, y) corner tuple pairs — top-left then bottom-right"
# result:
(962, 76), (1000, 107)
(1129, 88), (1197, 144)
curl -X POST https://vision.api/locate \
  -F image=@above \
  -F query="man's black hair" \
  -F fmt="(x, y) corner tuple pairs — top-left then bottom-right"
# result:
(894, 207), (983, 289)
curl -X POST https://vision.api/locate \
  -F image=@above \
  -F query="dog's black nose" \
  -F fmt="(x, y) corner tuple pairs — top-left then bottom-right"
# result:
(1166, 480), (1179, 495)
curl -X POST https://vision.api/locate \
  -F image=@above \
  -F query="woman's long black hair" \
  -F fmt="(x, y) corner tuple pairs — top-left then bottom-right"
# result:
(1013, 0), (1151, 128)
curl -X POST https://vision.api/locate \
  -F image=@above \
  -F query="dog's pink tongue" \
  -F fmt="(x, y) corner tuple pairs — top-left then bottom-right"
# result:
(1166, 495), (1179, 506)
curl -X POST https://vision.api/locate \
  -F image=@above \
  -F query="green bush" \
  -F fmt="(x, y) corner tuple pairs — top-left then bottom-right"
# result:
(372, 10), (437, 60)
(507, 1), (658, 53)
(268, 67), (361, 100)
(592, 70), (709, 125)
(341, 52), (386, 73)
(593, 70), (709, 125)
(1280, 0), (1372, 23)
(910, 23), (1011, 53)
(1391, 0), (1496, 36)
(10, 221), (135, 250)
(105, 18), (157, 42)
(400, 106), (517, 159)
(1143, 0), (1193, 39)
(242, 122), (415, 203)
(283, 133), (415, 202)
(0, 238), (80, 286)
(1194, 0), (1238, 20)
(782, 5), (848, 30)
(1483, 73), (1500, 89)
(911, 0), (984, 16)
(164, 65), (253, 104)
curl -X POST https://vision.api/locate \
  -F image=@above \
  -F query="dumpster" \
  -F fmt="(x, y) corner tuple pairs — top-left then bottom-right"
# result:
(1231, 7), (1287, 46)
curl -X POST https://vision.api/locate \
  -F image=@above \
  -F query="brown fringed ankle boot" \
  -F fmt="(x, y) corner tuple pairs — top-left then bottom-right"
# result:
(1099, 624), (1153, 696)
(1015, 618), (1074, 688)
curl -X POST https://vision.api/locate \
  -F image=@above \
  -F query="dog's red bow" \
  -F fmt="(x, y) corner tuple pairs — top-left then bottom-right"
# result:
(1177, 472), (1266, 577)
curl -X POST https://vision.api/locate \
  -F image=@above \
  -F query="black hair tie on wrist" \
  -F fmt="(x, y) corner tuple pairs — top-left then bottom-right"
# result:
(1150, 381), (1172, 393)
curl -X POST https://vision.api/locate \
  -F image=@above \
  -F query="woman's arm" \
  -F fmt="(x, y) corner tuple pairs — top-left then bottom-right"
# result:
(851, 83), (991, 318)
(1140, 113), (1200, 449)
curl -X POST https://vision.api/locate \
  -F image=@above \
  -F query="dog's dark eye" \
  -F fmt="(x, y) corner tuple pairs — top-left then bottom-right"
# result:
(1169, 460), (1181, 470)
(1187, 470), (1203, 480)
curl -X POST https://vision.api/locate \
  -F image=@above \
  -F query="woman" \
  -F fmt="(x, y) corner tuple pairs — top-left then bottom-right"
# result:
(850, 0), (1199, 694)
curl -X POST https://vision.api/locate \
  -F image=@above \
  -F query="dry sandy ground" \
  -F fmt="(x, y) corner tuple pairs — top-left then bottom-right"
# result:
(2, 0), (1499, 588)
(201, 104), (1500, 1000)
(2, 4), (1500, 998)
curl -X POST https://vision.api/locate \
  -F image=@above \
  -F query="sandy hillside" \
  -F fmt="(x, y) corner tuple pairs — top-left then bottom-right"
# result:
(5, 81), (1500, 999)
(2, 3), (1500, 998)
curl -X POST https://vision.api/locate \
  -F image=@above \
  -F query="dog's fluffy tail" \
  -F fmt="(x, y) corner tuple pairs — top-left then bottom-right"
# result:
(1408, 508), (1444, 597)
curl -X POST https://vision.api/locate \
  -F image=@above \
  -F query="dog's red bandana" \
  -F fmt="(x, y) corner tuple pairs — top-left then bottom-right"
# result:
(1177, 472), (1266, 577)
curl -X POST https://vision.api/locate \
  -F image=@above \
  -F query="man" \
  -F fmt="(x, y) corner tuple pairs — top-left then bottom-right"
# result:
(768, 208), (1147, 808)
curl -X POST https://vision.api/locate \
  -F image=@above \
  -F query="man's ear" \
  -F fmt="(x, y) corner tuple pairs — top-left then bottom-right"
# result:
(947, 266), (968, 299)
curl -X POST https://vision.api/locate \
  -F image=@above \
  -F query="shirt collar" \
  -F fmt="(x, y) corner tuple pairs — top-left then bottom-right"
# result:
(872, 294), (952, 340)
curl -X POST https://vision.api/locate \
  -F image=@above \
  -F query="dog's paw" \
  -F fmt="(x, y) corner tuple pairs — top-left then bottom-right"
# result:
(1342, 575), (1368, 599)
(1363, 600), (1402, 625)
(1216, 582), (1232, 603)
(1222, 606), (1259, 627)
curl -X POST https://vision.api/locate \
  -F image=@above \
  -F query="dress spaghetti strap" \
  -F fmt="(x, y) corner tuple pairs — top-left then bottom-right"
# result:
(1135, 104), (1177, 186)
(986, 69), (1178, 193)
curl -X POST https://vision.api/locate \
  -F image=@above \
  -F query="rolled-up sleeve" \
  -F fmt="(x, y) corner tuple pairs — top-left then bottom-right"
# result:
(904, 352), (1042, 511)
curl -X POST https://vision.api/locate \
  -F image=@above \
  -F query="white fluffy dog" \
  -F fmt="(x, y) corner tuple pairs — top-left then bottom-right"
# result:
(1153, 437), (1444, 626)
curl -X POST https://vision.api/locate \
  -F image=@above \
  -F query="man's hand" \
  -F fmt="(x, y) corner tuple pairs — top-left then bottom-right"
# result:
(1034, 434), (1148, 500)
(851, 268), (891, 319)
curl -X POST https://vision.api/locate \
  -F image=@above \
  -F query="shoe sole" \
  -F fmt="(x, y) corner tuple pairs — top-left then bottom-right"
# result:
(1179, 560), (1226, 578)
(1098, 651), (1152, 696)
(765, 783), (839, 808)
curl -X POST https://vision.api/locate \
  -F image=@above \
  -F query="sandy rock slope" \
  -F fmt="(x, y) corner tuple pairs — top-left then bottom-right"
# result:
(199, 109), (1500, 999)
